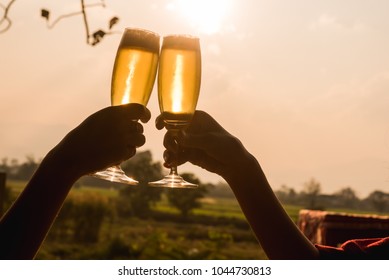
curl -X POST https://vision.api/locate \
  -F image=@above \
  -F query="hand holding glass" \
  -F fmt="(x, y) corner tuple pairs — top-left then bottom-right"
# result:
(149, 35), (201, 188)
(92, 28), (159, 184)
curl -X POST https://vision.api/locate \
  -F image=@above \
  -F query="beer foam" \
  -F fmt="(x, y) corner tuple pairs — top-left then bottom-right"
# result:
(162, 35), (200, 51)
(119, 28), (160, 52)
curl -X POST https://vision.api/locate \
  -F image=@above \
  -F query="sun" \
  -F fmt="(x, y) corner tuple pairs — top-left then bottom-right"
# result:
(172, 0), (232, 35)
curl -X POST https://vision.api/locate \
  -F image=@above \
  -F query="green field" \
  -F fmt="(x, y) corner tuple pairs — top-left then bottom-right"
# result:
(3, 180), (387, 260)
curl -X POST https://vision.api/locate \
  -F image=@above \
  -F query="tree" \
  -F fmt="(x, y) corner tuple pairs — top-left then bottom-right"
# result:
(0, 158), (20, 179)
(275, 184), (297, 204)
(166, 173), (207, 217)
(334, 186), (359, 208)
(302, 178), (321, 209)
(116, 151), (163, 217)
(365, 190), (389, 213)
(15, 155), (39, 180)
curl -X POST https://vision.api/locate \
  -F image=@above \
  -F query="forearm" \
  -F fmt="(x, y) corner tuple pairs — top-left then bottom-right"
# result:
(0, 148), (79, 259)
(224, 154), (319, 260)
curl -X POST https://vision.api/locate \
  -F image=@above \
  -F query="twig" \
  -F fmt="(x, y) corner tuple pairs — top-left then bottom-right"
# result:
(46, 11), (82, 29)
(42, 0), (118, 46)
(0, 0), (16, 34)
(80, 0), (91, 45)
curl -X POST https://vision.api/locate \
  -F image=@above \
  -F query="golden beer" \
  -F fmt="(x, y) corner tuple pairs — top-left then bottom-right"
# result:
(111, 28), (160, 106)
(158, 35), (201, 129)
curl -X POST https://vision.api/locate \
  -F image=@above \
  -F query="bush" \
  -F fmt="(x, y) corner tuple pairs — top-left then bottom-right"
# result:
(49, 193), (114, 243)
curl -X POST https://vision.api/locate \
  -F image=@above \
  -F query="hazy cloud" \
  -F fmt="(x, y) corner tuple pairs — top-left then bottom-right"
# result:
(310, 13), (367, 32)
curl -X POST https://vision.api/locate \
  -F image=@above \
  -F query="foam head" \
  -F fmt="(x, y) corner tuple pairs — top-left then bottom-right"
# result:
(162, 35), (200, 51)
(119, 28), (160, 52)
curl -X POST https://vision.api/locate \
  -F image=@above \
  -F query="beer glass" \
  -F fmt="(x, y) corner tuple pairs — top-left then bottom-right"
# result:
(93, 28), (160, 184)
(149, 35), (201, 188)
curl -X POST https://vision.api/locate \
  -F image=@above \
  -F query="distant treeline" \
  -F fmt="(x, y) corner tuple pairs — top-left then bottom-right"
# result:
(275, 178), (389, 213)
(1, 152), (389, 214)
(0, 151), (212, 218)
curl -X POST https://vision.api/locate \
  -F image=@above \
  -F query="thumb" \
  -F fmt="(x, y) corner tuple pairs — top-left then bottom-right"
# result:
(178, 131), (218, 151)
(179, 130), (244, 163)
(122, 103), (151, 123)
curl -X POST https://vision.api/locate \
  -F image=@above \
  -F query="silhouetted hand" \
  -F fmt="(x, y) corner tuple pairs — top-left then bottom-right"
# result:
(51, 103), (151, 178)
(0, 103), (152, 260)
(156, 110), (253, 180)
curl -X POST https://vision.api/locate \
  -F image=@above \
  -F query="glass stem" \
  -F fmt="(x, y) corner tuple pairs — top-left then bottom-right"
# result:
(168, 128), (180, 177)
(169, 165), (178, 176)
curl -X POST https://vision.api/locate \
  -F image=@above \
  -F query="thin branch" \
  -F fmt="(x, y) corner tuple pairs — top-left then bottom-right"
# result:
(44, 1), (105, 30)
(0, 0), (16, 34)
(46, 11), (83, 29)
(0, 0), (118, 46)
(43, 0), (117, 46)
(80, 0), (91, 45)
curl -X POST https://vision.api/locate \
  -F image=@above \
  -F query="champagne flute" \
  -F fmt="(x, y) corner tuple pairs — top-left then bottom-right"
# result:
(149, 35), (201, 188)
(92, 28), (160, 185)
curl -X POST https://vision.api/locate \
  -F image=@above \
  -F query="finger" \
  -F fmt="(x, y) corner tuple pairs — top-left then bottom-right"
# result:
(163, 150), (187, 167)
(177, 131), (216, 150)
(122, 103), (151, 123)
(128, 133), (146, 148)
(140, 107), (151, 123)
(163, 148), (223, 175)
(181, 148), (224, 175)
(186, 110), (221, 133)
(163, 130), (180, 153)
(123, 146), (136, 161)
(129, 121), (144, 133)
(155, 114), (165, 130)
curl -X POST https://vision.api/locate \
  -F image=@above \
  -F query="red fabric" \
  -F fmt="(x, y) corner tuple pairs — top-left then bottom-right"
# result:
(316, 236), (389, 259)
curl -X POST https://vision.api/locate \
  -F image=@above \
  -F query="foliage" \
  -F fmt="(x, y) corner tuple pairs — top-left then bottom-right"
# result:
(276, 184), (298, 204)
(116, 151), (163, 217)
(4, 151), (389, 260)
(48, 193), (113, 243)
(302, 178), (322, 209)
(274, 179), (389, 214)
(206, 182), (235, 198)
(0, 156), (39, 181)
(166, 173), (208, 217)
(335, 187), (359, 209)
(34, 180), (263, 260)
(364, 191), (389, 213)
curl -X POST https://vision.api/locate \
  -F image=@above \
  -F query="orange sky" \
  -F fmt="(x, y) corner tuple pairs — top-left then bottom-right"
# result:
(1, 0), (389, 197)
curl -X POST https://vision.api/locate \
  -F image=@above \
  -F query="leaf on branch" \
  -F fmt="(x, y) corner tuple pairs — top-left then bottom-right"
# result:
(91, 29), (106, 46)
(41, 9), (50, 21)
(109, 16), (119, 30)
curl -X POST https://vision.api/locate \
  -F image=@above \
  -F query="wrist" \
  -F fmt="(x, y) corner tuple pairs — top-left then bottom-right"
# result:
(41, 145), (84, 184)
(222, 150), (264, 186)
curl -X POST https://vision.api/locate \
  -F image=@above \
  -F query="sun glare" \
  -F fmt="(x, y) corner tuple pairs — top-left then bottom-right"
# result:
(173, 0), (232, 35)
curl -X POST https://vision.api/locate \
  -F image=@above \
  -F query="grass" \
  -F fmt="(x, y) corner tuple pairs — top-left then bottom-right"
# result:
(70, 185), (119, 198)
(155, 196), (247, 219)
(5, 180), (389, 260)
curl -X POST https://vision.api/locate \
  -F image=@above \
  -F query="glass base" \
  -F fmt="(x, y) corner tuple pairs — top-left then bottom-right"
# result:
(149, 173), (198, 188)
(91, 166), (138, 185)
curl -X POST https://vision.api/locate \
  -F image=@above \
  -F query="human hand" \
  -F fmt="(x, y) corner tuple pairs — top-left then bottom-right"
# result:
(50, 103), (151, 178)
(156, 111), (252, 180)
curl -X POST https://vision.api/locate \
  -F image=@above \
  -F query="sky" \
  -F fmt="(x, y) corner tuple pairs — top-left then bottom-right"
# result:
(1, 0), (389, 198)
